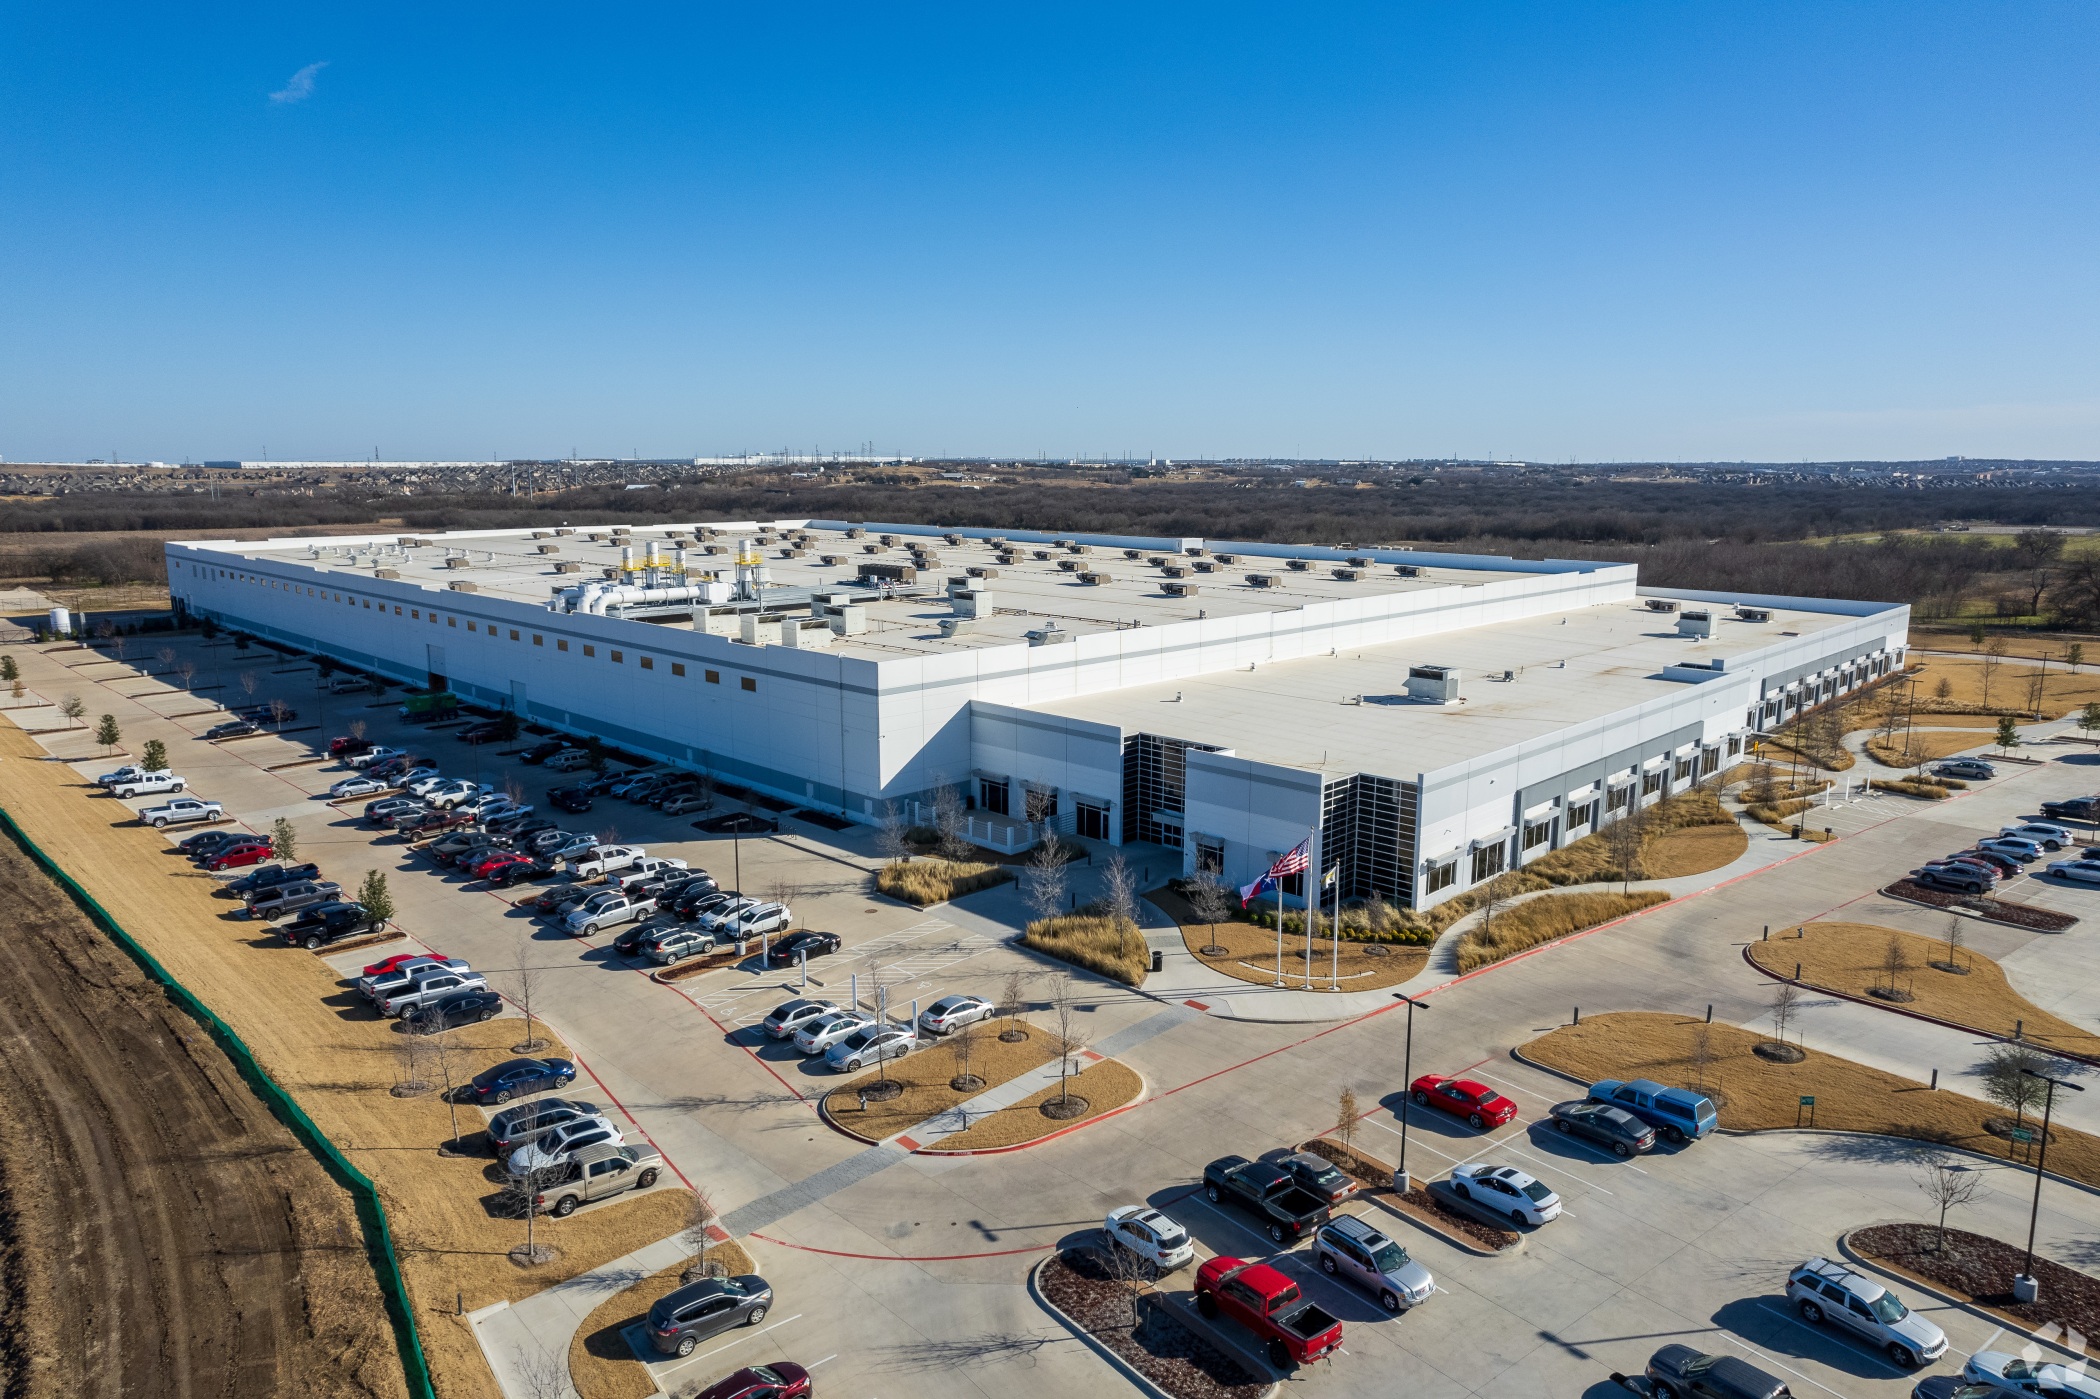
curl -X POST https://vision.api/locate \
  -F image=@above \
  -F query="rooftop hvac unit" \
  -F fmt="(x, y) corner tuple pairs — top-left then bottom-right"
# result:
(538, 543), (560, 554)
(944, 533), (964, 545)
(1735, 607), (1772, 623)
(611, 526), (631, 536)
(1078, 571), (1110, 585)
(1067, 543), (1091, 554)
(374, 568), (400, 580)
(1333, 567), (1362, 581)
(555, 527), (576, 536)
(1286, 558), (1311, 571)
(829, 604), (868, 636)
(1026, 624), (1070, 646)
(1123, 548), (1143, 559)
(445, 556), (470, 569)
(531, 531), (550, 540)
(1053, 538), (1076, 549)
(862, 543), (882, 553)
(858, 562), (918, 584)
(1644, 598), (1679, 613)
(938, 616), (979, 638)
(1348, 556), (1372, 568)
(1032, 549), (1054, 560)
(1185, 546), (1207, 557)
(1161, 564), (1189, 578)
(1247, 573), (1280, 588)
(1057, 558), (1082, 572)
(1405, 664), (1460, 704)
(554, 562), (582, 574)
(448, 580), (479, 592)
(967, 566), (999, 578)
(821, 554), (846, 566)
(1214, 552), (1238, 565)
(1395, 564), (1422, 577)
(1193, 559), (1218, 573)
(879, 534), (897, 546)
(845, 527), (865, 539)
(1677, 609), (1715, 639)
(705, 543), (728, 555)
(1164, 581), (1199, 597)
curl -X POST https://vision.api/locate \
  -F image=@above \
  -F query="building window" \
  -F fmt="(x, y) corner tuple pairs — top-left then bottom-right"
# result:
(393, 606), (402, 615)
(411, 610), (420, 620)
(741, 676), (756, 692)
(1568, 801), (1597, 830)
(705, 670), (719, 684)
(533, 634), (543, 646)
(582, 645), (595, 657)
(1674, 757), (1696, 782)
(1024, 786), (1058, 821)
(447, 616), (456, 627)
(467, 621), (477, 632)
(639, 656), (652, 670)
(1076, 801), (1110, 840)
(610, 650), (622, 663)
(363, 599), (371, 608)
(1702, 748), (1721, 775)
(1425, 859), (1457, 894)
(1643, 771), (1664, 797)
(510, 629), (520, 641)
(1523, 819), (1555, 851)
(671, 662), (685, 676)
(1470, 843), (1506, 883)
(557, 639), (569, 652)
(978, 777), (1010, 815)
(1194, 839), (1224, 875)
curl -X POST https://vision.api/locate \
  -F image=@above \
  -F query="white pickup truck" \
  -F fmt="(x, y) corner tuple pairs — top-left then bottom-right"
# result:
(140, 796), (223, 829)
(109, 771), (187, 799)
(570, 844), (645, 879)
(96, 764), (149, 788)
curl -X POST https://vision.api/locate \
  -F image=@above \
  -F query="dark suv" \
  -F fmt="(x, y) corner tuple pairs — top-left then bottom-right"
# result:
(644, 1275), (774, 1357)
(1645, 1345), (1791, 1398)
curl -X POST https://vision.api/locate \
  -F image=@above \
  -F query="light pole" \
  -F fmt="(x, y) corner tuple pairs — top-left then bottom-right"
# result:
(1393, 991), (1431, 1190)
(2015, 1066), (2084, 1302)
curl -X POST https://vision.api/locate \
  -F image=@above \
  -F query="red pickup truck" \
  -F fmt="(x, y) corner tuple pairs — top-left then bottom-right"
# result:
(1195, 1256), (1342, 1370)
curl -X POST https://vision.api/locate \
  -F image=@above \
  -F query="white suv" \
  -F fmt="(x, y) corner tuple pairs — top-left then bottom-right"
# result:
(1786, 1257), (1945, 1368)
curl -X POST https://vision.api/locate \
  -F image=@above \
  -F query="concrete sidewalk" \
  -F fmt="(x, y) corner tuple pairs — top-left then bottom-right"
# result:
(470, 1229), (693, 1399)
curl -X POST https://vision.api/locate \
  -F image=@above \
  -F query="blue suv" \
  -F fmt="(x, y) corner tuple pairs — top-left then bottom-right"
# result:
(1587, 1078), (1718, 1144)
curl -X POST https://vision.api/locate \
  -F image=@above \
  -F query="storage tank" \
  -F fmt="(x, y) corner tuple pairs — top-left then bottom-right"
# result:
(45, 606), (70, 637)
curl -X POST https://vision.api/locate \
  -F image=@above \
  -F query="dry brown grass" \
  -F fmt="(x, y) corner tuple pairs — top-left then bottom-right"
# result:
(1454, 890), (1669, 973)
(1522, 790), (1743, 887)
(1524, 1012), (2100, 1189)
(1871, 777), (1951, 800)
(1640, 823), (1748, 877)
(1174, 915), (1429, 989)
(933, 1057), (1143, 1150)
(1019, 912), (1149, 985)
(0, 722), (695, 1399)
(1749, 922), (2100, 1057)
(821, 1027), (1054, 1141)
(567, 1241), (757, 1399)
(1866, 729), (1995, 766)
(875, 858), (1010, 906)
(1908, 653), (2100, 717)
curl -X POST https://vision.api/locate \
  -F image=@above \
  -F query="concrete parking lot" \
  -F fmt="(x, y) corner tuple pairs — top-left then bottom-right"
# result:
(16, 633), (2100, 1399)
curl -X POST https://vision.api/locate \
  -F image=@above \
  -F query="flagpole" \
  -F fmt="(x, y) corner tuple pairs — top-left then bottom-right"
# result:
(1273, 863), (1285, 986)
(1305, 826), (1318, 989)
(1329, 863), (1340, 991)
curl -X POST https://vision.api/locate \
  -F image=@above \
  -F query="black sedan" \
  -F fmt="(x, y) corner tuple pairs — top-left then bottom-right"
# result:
(458, 722), (508, 745)
(612, 920), (669, 958)
(669, 884), (731, 920)
(413, 988), (506, 1030)
(549, 786), (595, 813)
(487, 856), (559, 889)
(203, 720), (259, 740)
(468, 1056), (578, 1105)
(765, 930), (841, 967)
(519, 739), (569, 764)
(1548, 1100), (1656, 1158)
(178, 829), (244, 857)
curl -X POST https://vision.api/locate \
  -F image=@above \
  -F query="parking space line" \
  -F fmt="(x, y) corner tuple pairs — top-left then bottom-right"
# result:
(1752, 1300), (1906, 1376)
(1713, 1333), (1855, 1399)
(650, 1312), (804, 1378)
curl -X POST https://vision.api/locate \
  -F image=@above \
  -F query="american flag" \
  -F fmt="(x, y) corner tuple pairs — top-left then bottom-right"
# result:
(1239, 837), (1311, 906)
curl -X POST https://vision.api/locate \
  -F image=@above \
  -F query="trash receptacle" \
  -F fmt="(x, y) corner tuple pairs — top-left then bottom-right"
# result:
(1150, 948), (1164, 973)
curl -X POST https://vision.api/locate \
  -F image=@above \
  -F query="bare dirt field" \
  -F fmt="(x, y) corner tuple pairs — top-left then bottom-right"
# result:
(0, 815), (405, 1398)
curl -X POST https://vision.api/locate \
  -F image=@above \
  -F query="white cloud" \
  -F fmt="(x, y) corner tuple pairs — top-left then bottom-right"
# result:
(269, 61), (327, 105)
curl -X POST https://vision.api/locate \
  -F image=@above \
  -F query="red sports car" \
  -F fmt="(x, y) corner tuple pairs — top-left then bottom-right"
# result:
(467, 850), (529, 880)
(363, 951), (445, 978)
(694, 1364), (811, 1399)
(206, 840), (274, 871)
(1408, 1075), (1517, 1130)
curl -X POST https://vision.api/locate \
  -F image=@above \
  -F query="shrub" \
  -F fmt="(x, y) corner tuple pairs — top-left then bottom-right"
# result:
(1455, 890), (1670, 972)
(1020, 913), (1148, 985)
(1871, 778), (1950, 800)
(875, 859), (1010, 906)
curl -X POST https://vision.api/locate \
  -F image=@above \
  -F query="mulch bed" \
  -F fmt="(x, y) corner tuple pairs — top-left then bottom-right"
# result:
(1299, 1136), (1521, 1252)
(1038, 1250), (1265, 1399)
(1883, 881), (2078, 932)
(1852, 1223), (2100, 1345)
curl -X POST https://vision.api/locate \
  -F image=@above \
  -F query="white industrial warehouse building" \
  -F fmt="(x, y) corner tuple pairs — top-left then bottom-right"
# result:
(167, 521), (1907, 911)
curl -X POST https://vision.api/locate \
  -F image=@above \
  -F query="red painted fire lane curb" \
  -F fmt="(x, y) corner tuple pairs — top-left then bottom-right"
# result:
(746, 1231), (1055, 1262)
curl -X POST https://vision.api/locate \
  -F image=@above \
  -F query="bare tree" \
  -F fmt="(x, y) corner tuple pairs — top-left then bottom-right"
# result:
(1942, 914), (1967, 972)
(1096, 1228), (1153, 1325)
(347, 717), (367, 742)
(999, 968), (1028, 1041)
(417, 1016), (470, 1149)
(951, 1020), (983, 1091)
(57, 692), (85, 727)
(1689, 1024), (1716, 1093)
(510, 1346), (571, 1399)
(2026, 666), (2048, 720)
(1184, 869), (1234, 956)
(1980, 637), (2006, 708)
(1880, 930), (1913, 997)
(1049, 974), (1090, 1109)
(1021, 833), (1071, 925)
(238, 670), (259, 706)
(511, 935), (548, 1052)
(765, 876), (803, 930)
(1913, 1154), (1983, 1254)
(678, 1185), (722, 1283)
(876, 800), (911, 863)
(499, 1164), (559, 1264)
(1606, 804), (1646, 892)
(1098, 852), (1138, 926)
(930, 778), (972, 861)
(176, 658), (197, 692)
(1336, 1085), (1360, 1151)
(154, 645), (176, 674)
(1475, 871), (1517, 945)
(1769, 979), (1801, 1047)
(393, 1025), (431, 1094)
(268, 697), (293, 731)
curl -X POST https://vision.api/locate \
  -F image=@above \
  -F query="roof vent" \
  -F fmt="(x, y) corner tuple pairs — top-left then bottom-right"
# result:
(1645, 598), (1680, 613)
(1735, 606), (1772, 623)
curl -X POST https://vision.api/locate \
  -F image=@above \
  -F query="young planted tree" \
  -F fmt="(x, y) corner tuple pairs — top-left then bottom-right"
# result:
(348, 717), (367, 743)
(139, 739), (168, 772)
(176, 658), (198, 692)
(199, 617), (219, 642)
(1934, 674), (1953, 702)
(876, 801), (910, 863)
(1995, 714), (2022, 756)
(153, 645), (176, 675)
(950, 1020), (984, 1092)
(1336, 1085), (1360, 1151)
(1768, 979), (1801, 1048)
(2081, 702), (2100, 745)
(999, 968), (1029, 1042)
(0, 655), (16, 683)
(233, 633), (251, 653)
(679, 1185), (723, 1283)
(9, 679), (23, 702)
(418, 1017), (471, 1148)
(268, 697), (293, 730)
(1048, 974), (1091, 1113)
(1913, 1154), (1983, 1255)
(494, 710), (522, 743)
(1689, 1024), (1716, 1093)
(1184, 869), (1234, 956)
(1098, 852), (1138, 926)
(500, 1164), (560, 1266)
(1020, 832), (1071, 926)
(270, 817), (298, 864)
(357, 869), (395, 925)
(1097, 1225), (1153, 1323)
(765, 877), (803, 932)
(2026, 667), (2048, 720)
(314, 654), (337, 686)
(2069, 643), (2086, 673)
(1979, 1042), (2052, 1135)
(511, 936), (548, 1052)
(238, 671), (259, 707)
(1980, 637), (2006, 708)
(931, 778), (972, 861)
(1940, 914), (1967, 973)
(1606, 805), (1646, 892)
(57, 693), (86, 727)
(94, 713), (120, 754)
(1878, 930), (1912, 999)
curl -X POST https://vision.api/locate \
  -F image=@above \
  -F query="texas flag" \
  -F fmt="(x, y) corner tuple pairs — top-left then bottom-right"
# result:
(1239, 838), (1311, 906)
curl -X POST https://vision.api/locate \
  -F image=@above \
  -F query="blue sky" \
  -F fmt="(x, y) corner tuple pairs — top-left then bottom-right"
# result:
(3, 3), (2097, 463)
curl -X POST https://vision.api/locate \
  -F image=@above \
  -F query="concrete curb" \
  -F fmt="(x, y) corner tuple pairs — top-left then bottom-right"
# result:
(1876, 883), (2077, 932)
(1836, 1227), (2093, 1364)
(1026, 1253), (1281, 1399)
(1359, 1188), (1518, 1258)
(815, 1065), (1153, 1156)
(1736, 943), (2100, 1066)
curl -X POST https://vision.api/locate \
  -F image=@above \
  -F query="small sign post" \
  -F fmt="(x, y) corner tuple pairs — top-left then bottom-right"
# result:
(1797, 1094), (1816, 1128)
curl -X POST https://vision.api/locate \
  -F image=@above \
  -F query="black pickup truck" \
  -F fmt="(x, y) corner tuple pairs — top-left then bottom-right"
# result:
(217, 861), (321, 899)
(280, 901), (385, 950)
(1203, 1155), (1334, 1244)
(2041, 796), (2100, 823)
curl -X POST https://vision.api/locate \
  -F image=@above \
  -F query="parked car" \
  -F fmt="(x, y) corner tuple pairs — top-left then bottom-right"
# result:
(1278, 1150), (1356, 1205)
(1646, 1345), (1793, 1399)
(328, 774), (390, 800)
(1104, 1205), (1196, 1273)
(1203, 1155), (1332, 1244)
(405, 773), (454, 799)
(507, 1115), (622, 1175)
(429, 829), (505, 864)
(359, 956), (469, 1003)
(762, 926), (833, 963)
(244, 879), (343, 922)
(1935, 758), (1996, 780)
(548, 785), (595, 813)
(697, 895), (761, 932)
(825, 1024), (916, 1073)
(410, 988), (506, 1030)
(203, 719), (258, 740)
(1979, 836), (2046, 863)
(678, 891), (740, 924)
(612, 855), (690, 891)
(690, 1365), (811, 1399)
(327, 674), (372, 694)
(2048, 859), (2100, 885)
(1314, 1214), (1433, 1312)
(1913, 862), (1994, 894)
(518, 739), (569, 764)
(1409, 1075), (1518, 1130)
(466, 849), (529, 880)
(1961, 848), (2025, 879)
(221, 861), (321, 898)
(543, 832), (599, 862)
(796, 1010), (875, 1055)
(543, 748), (593, 771)
(761, 999), (837, 1039)
(110, 770), (187, 798)
(643, 1274), (774, 1358)
(365, 950), (444, 978)
(533, 886), (597, 921)
(1586, 1078), (1718, 1144)
(659, 792), (713, 816)
(535, 1142), (664, 1217)
(665, 880), (727, 918)
(178, 829), (243, 856)
(429, 780), (496, 810)
(1549, 1100), (1656, 1156)
(144, 796), (224, 829)
(1195, 1256), (1342, 1369)
(396, 808), (474, 838)
(1963, 1349), (2100, 1398)
(2041, 796), (2100, 823)
(1787, 1257), (1945, 1367)
(280, 900), (384, 949)
(458, 721), (508, 745)
(564, 891), (652, 935)
(346, 745), (404, 769)
(377, 967), (490, 1019)
(486, 811), (551, 838)
(327, 735), (373, 758)
(2002, 822), (2074, 851)
(470, 1056), (579, 1106)
(1449, 1163), (1561, 1225)
(643, 926), (723, 965)
(487, 1095), (599, 1153)
(205, 839), (275, 871)
(364, 797), (427, 827)
(487, 856), (560, 889)
(95, 763), (151, 788)
(917, 994), (995, 1036)
(610, 920), (670, 958)
(571, 844), (645, 879)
